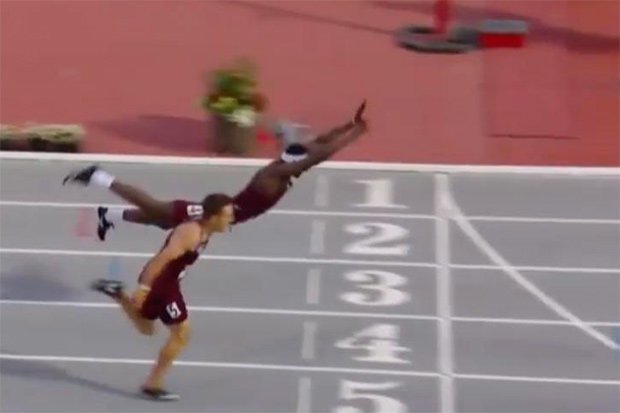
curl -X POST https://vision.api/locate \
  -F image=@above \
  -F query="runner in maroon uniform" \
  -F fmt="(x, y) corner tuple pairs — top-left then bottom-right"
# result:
(91, 193), (234, 401)
(63, 101), (368, 239)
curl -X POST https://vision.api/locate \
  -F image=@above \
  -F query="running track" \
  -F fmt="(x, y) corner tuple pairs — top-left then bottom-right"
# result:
(0, 159), (619, 412)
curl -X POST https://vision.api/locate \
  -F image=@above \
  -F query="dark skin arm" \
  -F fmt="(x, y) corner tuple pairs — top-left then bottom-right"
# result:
(267, 101), (368, 178)
(312, 100), (367, 144)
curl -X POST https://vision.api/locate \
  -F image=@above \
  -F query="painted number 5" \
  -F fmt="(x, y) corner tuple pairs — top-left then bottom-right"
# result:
(340, 270), (410, 306)
(333, 380), (407, 413)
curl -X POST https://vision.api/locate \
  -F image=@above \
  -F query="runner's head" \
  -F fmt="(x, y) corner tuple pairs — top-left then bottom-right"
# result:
(279, 143), (308, 177)
(200, 193), (234, 232)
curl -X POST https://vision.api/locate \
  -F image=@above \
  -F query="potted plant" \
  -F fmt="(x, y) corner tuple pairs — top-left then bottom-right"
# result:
(22, 124), (84, 152)
(201, 59), (267, 155)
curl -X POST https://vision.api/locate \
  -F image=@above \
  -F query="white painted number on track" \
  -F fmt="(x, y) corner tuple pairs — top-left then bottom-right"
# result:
(344, 223), (410, 256)
(333, 380), (406, 413)
(335, 323), (411, 364)
(340, 270), (410, 306)
(354, 179), (407, 209)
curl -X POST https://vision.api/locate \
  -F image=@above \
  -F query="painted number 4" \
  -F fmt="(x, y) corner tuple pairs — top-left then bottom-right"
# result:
(333, 380), (407, 413)
(336, 323), (411, 364)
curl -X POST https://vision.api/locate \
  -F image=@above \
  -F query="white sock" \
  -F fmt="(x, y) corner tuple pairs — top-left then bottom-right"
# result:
(92, 170), (115, 188)
(107, 208), (124, 224)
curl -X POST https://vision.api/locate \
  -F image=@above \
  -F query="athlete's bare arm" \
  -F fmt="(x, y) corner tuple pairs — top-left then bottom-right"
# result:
(268, 106), (368, 178)
(311, 100), (366, 144)
(138, 224), (199, 288)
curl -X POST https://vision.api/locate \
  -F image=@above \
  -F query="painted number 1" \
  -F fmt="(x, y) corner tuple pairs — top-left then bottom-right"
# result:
(354, 179), (406, 209)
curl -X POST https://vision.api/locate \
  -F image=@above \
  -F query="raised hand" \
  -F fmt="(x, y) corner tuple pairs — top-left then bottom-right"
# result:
(353, 100), (366, 124)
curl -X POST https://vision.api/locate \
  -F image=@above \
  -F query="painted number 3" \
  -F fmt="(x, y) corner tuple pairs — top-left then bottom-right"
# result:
(340, 270), (410, 306)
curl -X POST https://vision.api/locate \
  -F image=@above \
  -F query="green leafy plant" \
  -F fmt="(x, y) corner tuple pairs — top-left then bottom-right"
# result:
(202, 58), (266, 128)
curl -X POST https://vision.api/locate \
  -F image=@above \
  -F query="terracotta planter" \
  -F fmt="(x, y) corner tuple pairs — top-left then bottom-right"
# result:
(212, 114), (256, 155)
(28, 136), (51, 152)
(0, 137), (30, 151)
(48, 140), (81, 152)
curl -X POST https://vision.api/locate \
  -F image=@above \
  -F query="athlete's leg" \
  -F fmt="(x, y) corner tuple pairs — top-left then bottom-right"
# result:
(64, 165), (176, 239)
(108, 180), (172, 222)
(142, 320), (190, 393)
(63, 165), (173, 222)
(90, 279), (155, 335)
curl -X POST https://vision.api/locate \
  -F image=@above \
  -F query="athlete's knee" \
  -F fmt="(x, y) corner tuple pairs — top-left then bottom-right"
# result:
(138, 321), (155, 336)
(170, 321), (191, 347)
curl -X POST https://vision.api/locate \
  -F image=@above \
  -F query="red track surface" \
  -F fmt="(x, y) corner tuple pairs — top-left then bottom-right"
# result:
(1, 1), (618, 166)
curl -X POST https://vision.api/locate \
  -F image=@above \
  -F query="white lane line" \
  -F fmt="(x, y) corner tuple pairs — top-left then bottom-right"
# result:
(445, 184), (620, 351)
(0, 354), (439, 378)
(5, 300), (618, 327)
(309, 220), (326, 255)
(467, 216), (620, 225)
(0, 200), (434, 220)
(452, 264), (620, 274)
(301, 322), (317, 360)
(0, 299), (437, 320)
(2, 353), (618, 385)
(435, 173), (455, 413)
(1, 150), (619, 175)
(455, 373), (620, 386)
(2, 247), (618, 273)
(314, 175), (330, 208)
(0, 248), (437, 268)
(305, 268), (322, 305)
(452, 316), (620, 327)
(3, 200), (620, 224)
(296, 377), (312, 413)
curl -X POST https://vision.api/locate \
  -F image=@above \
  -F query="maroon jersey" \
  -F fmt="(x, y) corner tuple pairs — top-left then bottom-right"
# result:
(139, 228), (208, 325)
(232, 179), (290, 224)
(148, 231), (208, 285)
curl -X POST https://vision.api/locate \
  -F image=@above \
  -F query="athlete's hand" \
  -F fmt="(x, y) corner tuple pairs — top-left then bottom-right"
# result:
(353, 100), (366, 124)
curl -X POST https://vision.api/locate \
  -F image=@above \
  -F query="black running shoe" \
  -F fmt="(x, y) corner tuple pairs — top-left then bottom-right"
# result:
(62, 164), (99, 186)
(90, 279), (124, 299)
(97, 206), (114, 241)
(140, 387), (180, 401)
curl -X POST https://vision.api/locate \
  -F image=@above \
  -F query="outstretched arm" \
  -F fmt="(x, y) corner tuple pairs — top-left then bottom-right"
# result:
(312, 100), (367, 144)
(271, 121), (368, 178)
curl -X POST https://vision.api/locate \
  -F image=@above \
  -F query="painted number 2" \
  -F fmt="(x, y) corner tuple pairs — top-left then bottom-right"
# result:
(354, 179), (406, 209)
(333, 380), (407, 413)
(340, 270), (410, 306)
(344, 223), (410, 256)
